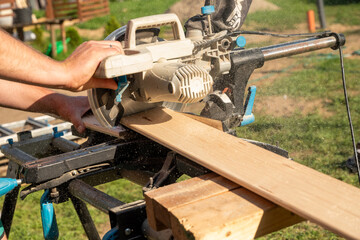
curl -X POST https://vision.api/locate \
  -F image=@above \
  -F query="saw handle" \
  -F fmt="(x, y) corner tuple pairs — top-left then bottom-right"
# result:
(94, 49), (153, 78)
(125, 13), (185, 49)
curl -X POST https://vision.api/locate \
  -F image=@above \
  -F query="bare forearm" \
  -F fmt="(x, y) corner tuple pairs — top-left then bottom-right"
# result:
(0, 29), (68, 89)
(0, 80), (90, 132)
(0, 79), (61, 114)
(0, 29), (122, 91)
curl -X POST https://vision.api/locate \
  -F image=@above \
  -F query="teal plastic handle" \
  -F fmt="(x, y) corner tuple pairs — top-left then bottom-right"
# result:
(41, 190), (59, 240)
(0, 178), (21, 197)
(241, 86), (257, 126)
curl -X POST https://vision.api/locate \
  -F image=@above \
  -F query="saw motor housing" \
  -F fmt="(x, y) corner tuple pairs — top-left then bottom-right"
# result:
(89, 13), (238, 128)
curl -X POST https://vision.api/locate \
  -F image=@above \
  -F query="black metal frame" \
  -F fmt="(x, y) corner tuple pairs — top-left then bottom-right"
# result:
(0, 128), (210, 239)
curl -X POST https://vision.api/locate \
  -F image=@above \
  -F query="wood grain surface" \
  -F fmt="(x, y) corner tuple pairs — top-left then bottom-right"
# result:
(120, 107), (360, 240)
(145, 173), (303, 240)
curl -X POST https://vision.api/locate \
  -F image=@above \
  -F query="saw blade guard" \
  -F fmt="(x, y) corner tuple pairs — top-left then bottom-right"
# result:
(88, 15), (214, 127)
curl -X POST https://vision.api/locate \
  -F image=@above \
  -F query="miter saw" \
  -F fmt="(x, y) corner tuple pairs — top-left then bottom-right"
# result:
(87, 10), (345, 133)
(1, 2), (353, 240)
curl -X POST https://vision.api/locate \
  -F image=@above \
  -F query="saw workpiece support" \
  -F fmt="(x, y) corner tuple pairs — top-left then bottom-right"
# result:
(145, 173), (303, 240)
(1, 112), (360, 239)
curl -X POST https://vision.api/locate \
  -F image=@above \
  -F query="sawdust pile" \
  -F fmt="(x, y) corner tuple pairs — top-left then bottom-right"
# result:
(168, 0), (280, 22)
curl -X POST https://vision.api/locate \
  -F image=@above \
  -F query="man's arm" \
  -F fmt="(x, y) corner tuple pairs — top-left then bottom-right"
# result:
(0, 29), (123, 92)
(0, 80), (90, 133)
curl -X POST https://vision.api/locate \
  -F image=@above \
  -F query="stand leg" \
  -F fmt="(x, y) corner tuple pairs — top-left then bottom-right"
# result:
(1, 161), (21, 238)
(70, 196), (100, 240)
(1, 185), (20, 238)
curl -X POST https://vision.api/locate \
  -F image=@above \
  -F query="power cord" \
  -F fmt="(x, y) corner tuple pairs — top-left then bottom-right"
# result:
(339, 46), (360, 184)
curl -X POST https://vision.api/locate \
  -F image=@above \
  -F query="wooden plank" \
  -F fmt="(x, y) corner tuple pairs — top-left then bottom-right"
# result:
(145, 173), (238, 231)
(83, 112), (221, 138)
(0, 13), (12, 17)
(0, 0), (15, 4)
(80, 0), (106, 4)
(145, 173), (302, 240)
(80, 3), (108, 11)
(45, 0), (54, 19)
(121, 107), (360, 240)
(83, 115), (130, 138)
(79, 8), (108, 18)
(53, 2), (77, 8)
(54, 11), (77, 18)
(170, 188), (302, 240)
(183, 113), (223, 131)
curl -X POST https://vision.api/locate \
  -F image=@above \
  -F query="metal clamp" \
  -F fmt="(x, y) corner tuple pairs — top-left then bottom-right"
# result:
(20, 163), (110, 199)
(143, 151), (177, 192)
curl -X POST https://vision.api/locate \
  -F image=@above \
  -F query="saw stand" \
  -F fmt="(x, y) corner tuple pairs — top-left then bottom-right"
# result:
(0, 117), (295, 240)
(0, 124), (214, 240)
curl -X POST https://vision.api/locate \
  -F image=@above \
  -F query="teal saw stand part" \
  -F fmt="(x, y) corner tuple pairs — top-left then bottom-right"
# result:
(0, 178), (22, 239)
(0, 178), (21, 198)
(40, 189), (59, 240)
(103, 227), (120, 240)
(241, 86), (256, 126)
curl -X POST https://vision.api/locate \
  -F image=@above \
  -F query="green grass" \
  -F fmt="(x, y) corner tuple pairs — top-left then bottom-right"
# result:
(30, 0), (181, 58)
(0, 179), (143, 239)
(246, 0), (316, 31)
(237, 56), (360, 239)
(246, 0), (360, 31)
(76, 0), (180, 29)
(325, 3), (360, 25)
(261, 57), (360, 99)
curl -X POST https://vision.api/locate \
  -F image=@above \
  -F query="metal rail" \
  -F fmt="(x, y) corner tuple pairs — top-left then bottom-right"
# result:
(68, 179), (125, 213)
(261, 35), (344, 61)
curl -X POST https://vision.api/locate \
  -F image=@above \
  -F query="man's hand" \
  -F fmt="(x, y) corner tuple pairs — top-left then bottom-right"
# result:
(0, 80), (90, 133)
(53, 95), (90, 133)
(0, 30), (124, 91)
(62, 40), (124, 92)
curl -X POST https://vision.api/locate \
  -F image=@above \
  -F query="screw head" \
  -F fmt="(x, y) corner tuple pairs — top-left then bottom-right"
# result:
(124, 228), (132, 236)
